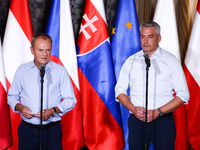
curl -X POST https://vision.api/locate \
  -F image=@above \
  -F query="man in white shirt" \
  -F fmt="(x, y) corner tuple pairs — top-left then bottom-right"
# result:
(115, 21), (189, 150)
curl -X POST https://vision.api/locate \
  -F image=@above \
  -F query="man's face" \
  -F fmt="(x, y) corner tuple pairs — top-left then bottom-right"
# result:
(140, 26), (161, 57)
(30, 37), (52, 69)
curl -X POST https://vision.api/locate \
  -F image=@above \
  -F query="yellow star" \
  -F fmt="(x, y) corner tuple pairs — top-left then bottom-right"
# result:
(125, 21), (133, 30)
(111, 27), (116, 35)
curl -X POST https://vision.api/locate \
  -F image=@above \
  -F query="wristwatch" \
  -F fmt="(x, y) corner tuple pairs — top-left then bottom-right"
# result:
(157, 108), (163, 117)
(52, 107), (57, 116)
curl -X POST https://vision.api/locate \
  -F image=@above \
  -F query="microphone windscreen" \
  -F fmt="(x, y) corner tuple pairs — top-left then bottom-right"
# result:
(40, 64), (46, 79)
(143, 53), (151, 68)
(143, 53), (149, 59)
(40, 64), (46, 70)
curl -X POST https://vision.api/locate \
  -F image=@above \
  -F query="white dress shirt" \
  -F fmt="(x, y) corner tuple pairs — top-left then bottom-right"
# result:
(115, 47), (189, 110)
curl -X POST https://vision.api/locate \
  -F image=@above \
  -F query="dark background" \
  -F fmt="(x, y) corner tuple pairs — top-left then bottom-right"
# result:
(0, 0), (198, 64)
(0, 0), (118, 43)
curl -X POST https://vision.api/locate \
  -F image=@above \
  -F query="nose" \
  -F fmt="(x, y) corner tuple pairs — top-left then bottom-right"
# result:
(42, 50), (48, 55)
(143, 37), (148, 44)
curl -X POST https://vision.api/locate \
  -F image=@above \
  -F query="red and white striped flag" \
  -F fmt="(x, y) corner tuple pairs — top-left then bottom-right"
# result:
(184, 1), (200, 149)
(0, 36), (12, 149)
(2, 0), (33, 149)
(153, 1), (189, 149)
(153, 0), (180, 60)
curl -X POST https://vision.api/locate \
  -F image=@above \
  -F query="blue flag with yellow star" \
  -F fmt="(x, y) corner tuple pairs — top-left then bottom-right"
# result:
(111, 0), (141, 80)
(111, 0), (141, 149)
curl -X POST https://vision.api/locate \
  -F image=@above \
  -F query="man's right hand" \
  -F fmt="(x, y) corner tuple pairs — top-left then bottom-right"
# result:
(117, 94), (147, 122)
(15, 103), (35, 119)
(132, 106), (146, 122)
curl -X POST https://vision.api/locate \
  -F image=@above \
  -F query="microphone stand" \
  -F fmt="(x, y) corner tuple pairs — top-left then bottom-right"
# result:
(144, 54), (150, 150)
(39, 66), (45, 150)
(145, 64), (150, 150)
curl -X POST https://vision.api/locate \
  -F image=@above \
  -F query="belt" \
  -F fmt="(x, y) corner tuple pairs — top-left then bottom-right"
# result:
(131, 112), (173, 118)
(21, 120), (60, 128)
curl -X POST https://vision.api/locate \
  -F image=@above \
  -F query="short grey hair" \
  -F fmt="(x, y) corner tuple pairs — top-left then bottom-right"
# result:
(140, 21), (160, 35)
(31, 33), (52, 47)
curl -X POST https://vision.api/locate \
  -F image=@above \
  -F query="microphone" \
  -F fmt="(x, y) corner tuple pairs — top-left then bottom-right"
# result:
(40, 64), (46, 79)
(143, 53), (151, 68)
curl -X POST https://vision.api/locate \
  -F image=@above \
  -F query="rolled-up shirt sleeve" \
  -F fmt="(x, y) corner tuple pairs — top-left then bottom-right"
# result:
(7, 67), (23, 112)
(171, 58), (190, 103)
(56, 68), (77, 115)
(115, 56), (133, 101)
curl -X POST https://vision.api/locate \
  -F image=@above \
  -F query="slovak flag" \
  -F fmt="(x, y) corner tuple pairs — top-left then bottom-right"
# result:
(46, 0), (85, 149)
(3, 0), (33, 149)
(184, 1), (200, 149)
(77, 0), (124, 149)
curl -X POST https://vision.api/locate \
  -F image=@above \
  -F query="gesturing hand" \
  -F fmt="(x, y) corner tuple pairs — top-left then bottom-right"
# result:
(35, 108), (54, 120)
(21, 106), (35, 119)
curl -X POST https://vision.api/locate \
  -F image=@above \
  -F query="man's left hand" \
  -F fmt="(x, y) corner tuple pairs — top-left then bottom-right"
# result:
(147, 109), (159, 123)
(35, 108), (54, 120)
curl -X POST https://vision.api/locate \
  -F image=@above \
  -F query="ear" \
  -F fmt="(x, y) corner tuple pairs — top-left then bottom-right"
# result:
(30, 46), (34, 55)
(158, 34), (161, 43)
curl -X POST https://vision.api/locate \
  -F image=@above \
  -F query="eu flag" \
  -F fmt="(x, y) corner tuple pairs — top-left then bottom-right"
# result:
(111, 0), (141, 149)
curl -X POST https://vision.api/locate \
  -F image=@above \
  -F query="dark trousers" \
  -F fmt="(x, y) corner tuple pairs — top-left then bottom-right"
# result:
(128, 113), (176, 150)
(18, 120), (63, 150)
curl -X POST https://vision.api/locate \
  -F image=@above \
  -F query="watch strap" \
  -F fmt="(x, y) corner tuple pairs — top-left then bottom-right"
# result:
(52, 107), (57, 116)
(157, 108), (163, 117)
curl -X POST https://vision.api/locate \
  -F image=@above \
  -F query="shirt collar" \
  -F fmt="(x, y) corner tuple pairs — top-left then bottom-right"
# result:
(28, 60), (53, 70)
(151, 47), (161, 59)
(138, 46), (162, 59)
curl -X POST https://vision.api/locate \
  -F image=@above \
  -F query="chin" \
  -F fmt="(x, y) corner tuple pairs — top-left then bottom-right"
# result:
(143, 50), (150, 53)
(41, 60), (49, 64)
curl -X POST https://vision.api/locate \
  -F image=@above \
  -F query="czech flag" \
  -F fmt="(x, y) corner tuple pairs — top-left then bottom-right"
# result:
(46, 0), (85, 149)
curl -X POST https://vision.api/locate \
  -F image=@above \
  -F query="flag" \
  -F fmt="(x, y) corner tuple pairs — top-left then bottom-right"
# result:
(110, 0), (141, 149)
(184, 1), (200, 149)
(45, 0), (85, 149)
(2, 0), (33, 149)
(0, 36), (12, 149)
(77, 0), (124, 149)
(153, 0), (181, 60)
(153, 1), (189, 149)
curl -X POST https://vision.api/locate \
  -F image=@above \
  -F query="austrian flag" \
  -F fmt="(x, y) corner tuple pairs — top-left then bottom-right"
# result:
(3, 0), (33, 149)
(184, 1), (200, 149)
